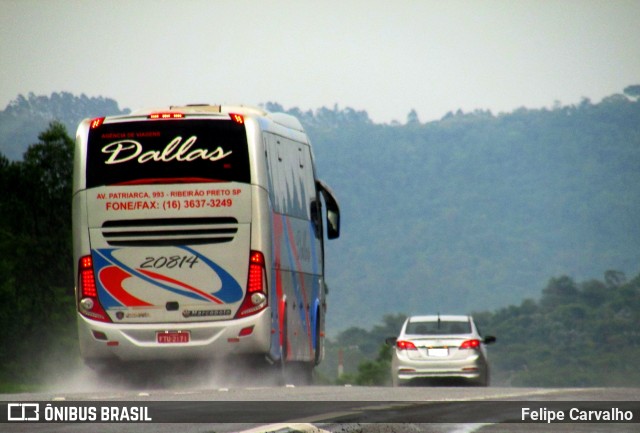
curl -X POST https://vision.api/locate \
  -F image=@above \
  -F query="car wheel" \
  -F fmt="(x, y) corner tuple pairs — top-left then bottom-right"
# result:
(472, 368), (490, 387)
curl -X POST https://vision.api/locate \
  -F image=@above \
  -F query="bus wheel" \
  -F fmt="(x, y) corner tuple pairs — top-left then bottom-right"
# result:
(277, 314), (313, 386)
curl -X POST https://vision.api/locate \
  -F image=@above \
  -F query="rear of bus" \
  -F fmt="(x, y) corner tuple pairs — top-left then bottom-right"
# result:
(72, 108), (270, 368)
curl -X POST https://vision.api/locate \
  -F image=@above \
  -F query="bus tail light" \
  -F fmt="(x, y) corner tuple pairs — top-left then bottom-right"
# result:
(230, 113), (244, 124)
(90, 117), (104, 129)
(148, 112), (185, 119)
(235, 251), (268, 318)
(78, 255), (111, 323)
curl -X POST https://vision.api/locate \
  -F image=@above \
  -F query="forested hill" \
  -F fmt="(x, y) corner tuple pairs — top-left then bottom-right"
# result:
(0, 92), (129, 160)
(1, 89), (639, 333)
(268, 87), (640, 331)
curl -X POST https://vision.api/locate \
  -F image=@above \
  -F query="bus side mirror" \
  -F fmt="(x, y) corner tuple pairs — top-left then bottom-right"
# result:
(316, 179), (340, 240)
(327, 209), (340, 239)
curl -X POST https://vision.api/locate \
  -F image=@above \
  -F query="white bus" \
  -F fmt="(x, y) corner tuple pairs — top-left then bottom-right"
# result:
(72, 105), (340, 380)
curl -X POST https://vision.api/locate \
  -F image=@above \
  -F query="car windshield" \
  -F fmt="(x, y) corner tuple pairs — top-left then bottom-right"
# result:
(405, 320), (471, 335)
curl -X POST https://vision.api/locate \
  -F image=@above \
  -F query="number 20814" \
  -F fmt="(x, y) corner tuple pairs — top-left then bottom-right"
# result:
(140, 255), (200, 269)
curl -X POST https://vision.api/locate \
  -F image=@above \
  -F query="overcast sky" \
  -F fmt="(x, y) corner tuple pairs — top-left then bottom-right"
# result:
(1, 0), (639, 123)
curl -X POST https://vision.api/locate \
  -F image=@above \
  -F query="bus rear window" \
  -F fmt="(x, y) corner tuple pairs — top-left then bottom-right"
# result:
(86, 119), (249, 188)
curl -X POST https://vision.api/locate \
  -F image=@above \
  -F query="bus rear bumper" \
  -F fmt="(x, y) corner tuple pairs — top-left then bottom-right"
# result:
(77, 309), (272, 363)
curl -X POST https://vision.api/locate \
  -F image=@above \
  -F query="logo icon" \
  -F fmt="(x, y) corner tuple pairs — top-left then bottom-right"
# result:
(7, 403), (40, 421)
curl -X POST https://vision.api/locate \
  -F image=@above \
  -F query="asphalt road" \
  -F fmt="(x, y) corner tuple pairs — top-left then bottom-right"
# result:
(1, 366), (638, 433)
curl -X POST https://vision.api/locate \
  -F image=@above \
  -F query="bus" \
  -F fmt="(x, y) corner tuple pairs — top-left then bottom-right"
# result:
(72, 104), (340, 381)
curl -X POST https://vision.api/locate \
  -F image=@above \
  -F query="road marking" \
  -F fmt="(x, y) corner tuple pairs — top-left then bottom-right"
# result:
(445, 387), (591, 401)
(288, 410), (362, 424)
(236, 423), (331, 433)
(449, 424), (493, 433)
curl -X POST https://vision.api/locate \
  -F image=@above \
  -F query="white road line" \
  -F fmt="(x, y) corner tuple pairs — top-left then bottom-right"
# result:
(448, 424), (493, 433)
(235, 423), (331, 433)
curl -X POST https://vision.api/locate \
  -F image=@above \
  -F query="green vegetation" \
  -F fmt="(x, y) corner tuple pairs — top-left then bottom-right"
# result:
(0, 92), (128, 160)
(274, 88), (640, 331)
(476, 271), (640, 386)
(320, 314), (405, 386)
(0, 89), (639, 390)
(0, 121), (80, 390)
(320, 271), (640, 387)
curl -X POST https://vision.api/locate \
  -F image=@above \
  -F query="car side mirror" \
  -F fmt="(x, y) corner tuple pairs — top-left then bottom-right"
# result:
(385, 337), (397, 346)
(483, 335), (496, 344)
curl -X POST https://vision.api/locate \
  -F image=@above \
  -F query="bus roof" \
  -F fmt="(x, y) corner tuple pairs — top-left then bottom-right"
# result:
(123, 104), (305, 132)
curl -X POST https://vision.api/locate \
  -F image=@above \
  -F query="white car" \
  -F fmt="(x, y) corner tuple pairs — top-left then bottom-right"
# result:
(387, 315), (496, 386)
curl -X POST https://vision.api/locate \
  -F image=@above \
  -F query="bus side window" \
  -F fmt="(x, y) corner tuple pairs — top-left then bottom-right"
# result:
(310, 199), (322, 239)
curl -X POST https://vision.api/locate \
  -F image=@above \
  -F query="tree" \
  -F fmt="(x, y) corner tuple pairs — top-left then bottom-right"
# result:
(371, 313), (407, 340)
(604, 270), (626, 288)
(354, 343), (392, 386)
(541, 276), (579, 308)
(16, 121), (74, 296)
(406, 109), (420, 125)
(623, 84), (640, 100)
(1, 92), (129, 160)
(0, 121), (76, 387)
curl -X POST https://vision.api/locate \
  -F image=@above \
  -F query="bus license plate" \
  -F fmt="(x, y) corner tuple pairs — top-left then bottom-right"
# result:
(157, 331), (190, 344)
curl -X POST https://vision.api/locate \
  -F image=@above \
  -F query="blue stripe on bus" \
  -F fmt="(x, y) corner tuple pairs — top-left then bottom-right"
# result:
(181, 246), (243, 303)
(308, 221), (320, 349)
(282, 215), (307, 328)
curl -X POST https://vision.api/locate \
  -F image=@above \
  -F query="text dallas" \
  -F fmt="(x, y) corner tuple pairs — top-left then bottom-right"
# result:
(101, 136), (231, 164)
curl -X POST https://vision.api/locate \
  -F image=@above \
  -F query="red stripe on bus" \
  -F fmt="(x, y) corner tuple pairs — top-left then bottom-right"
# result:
(99, 266), (153, 307)
(137, 269), (224, 304)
